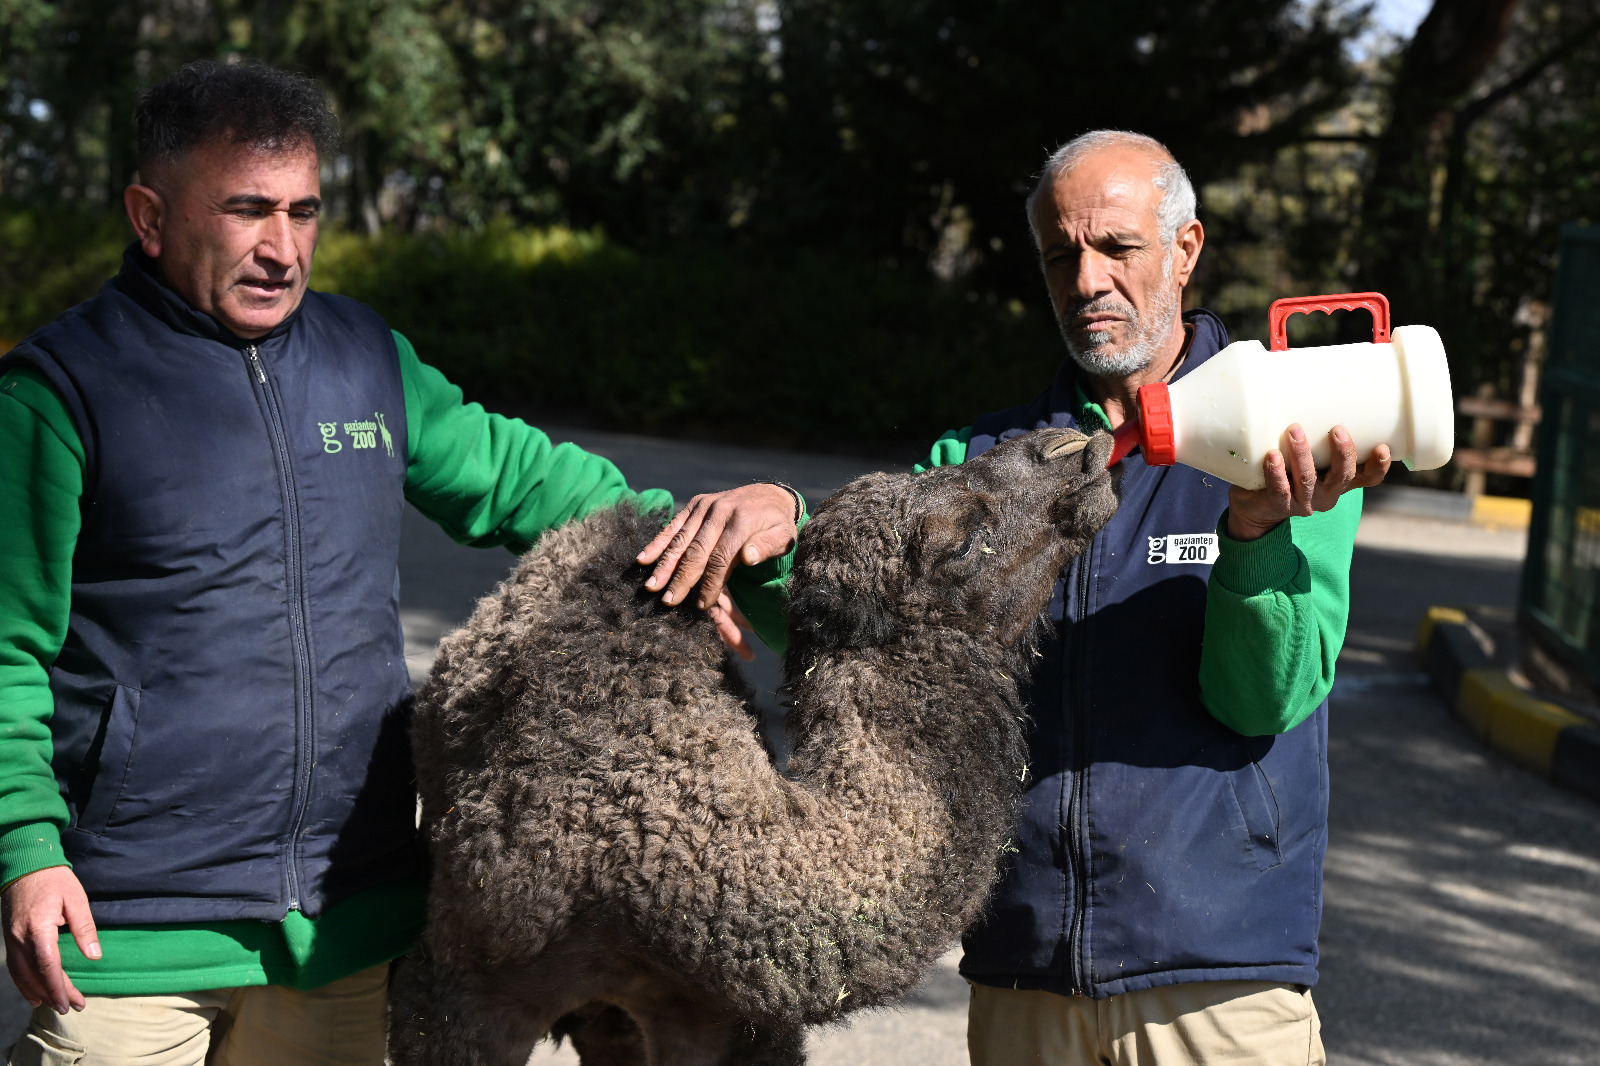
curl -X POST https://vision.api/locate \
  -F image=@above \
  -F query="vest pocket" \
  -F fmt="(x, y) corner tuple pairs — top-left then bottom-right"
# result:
(74, 685), (141, 836)
(1228, 758), (1284, 871)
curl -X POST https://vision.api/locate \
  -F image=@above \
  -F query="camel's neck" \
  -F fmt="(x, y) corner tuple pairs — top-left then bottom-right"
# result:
(781, 633), (1031, 841)
(617, 626), (1038, 1019)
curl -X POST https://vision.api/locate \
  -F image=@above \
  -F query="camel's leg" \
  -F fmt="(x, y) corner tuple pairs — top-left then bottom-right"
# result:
(551, 1005), (647, 1066)
(387, 947), (549, 1066)
(623, 997), (739, 1066)
(551, 1006), (805, 1066)
(386, 917), (786, 1066)
(500, 924), (748, 1066)
(737, 1022), (807, 1066)
(554, 1007), (804, 1066)
(647, 1016), (807, 1066)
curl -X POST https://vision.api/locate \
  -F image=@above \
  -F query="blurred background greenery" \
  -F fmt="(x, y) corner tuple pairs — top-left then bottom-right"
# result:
(3, 0), (1597, 469)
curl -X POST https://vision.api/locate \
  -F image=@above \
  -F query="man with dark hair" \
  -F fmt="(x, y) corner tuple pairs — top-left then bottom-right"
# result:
(919, 131), (1389, 1064)
(136, 61), (343, 164)
(0, 60), (795, 1063)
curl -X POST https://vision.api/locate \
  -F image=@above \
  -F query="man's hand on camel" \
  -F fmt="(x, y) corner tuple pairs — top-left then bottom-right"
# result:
(637, 483), (800, 659)
(2, 865), (100, 1015)
(1227, 423), (1391, 542)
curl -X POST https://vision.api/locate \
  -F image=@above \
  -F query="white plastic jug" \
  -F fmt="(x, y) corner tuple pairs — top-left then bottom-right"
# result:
(1106, 293), (1455, 491)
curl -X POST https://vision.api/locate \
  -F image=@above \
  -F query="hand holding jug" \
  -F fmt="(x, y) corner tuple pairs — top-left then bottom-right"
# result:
(1106, 292), (1454, 491)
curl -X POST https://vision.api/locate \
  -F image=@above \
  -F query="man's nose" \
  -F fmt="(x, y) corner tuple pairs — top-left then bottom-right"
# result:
(1071, 249), (1114, 300)
(256, 212), (296, 266)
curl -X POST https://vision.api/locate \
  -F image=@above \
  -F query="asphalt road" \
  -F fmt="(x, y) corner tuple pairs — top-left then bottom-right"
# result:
(1318, 520), (1600, 1066)
(4, 428), (1597, 1065)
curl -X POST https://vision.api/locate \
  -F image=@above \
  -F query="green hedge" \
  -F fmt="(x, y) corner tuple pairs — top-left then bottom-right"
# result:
(0, 209), (128, 347)
(315, 226), (1063, 452)
(3, 212), (1064, 453)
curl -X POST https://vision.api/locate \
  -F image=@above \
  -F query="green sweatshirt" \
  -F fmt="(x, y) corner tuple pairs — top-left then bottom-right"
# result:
(913, 388), (1359, 737)
(0, 331), (683, 994)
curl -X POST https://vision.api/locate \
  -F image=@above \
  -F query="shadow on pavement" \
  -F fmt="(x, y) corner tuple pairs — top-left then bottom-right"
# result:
(1320, 545), (1600, 1066)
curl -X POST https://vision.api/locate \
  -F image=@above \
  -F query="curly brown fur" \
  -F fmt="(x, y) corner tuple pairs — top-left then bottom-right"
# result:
(389, 428), (1118, 1066)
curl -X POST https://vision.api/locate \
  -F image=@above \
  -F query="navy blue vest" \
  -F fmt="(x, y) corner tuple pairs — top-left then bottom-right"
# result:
(1, 247), (421, 924)
(960, 310), (1329, 998)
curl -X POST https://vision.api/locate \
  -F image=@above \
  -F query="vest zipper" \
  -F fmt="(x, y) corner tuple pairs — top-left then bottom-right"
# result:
(1065, 542), (1093, 995)
(242, 342), (315, 913)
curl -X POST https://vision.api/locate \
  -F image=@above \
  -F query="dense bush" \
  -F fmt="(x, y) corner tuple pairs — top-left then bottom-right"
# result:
(0, 208), (127, 347)
(316, 226), (1064, 454)
(2, 212), (1065, 454)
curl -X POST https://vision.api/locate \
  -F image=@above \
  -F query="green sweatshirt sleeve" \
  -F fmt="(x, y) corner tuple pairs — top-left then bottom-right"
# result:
(0, 367), (84, 885)
(913, 427), (973, 472)
(1198, 490), (1361, 736)
(396, 332), (674, 552)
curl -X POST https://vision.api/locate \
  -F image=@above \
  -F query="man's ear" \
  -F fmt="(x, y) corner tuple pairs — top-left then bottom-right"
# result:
(124, 183), (165, 258)
(1172, 217), (1204, 288)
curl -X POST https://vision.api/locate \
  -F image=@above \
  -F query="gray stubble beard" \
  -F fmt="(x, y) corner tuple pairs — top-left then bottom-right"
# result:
(1056, 258), (1181, 378)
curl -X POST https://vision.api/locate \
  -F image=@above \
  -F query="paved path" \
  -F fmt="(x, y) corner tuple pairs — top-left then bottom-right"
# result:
(6, 428), (1597, 1065)
(1317, 521), (1600, 1066)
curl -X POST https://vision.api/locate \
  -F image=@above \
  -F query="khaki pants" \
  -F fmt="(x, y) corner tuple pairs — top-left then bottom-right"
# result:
(968, 980), (1325, 1066)
(6, 964), (388, 1066)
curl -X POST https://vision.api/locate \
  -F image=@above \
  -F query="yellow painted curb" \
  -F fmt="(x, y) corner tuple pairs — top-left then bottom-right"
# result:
(1471, 495), (1532, 530)
(1455, 667), (1502, 740)
(1416, 606), (1468, 657)
(1456, 668), (1587, 777)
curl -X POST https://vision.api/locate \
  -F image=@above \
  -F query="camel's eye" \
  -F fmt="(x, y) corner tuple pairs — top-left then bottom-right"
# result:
(954, 529), (987, 560)
(917, 506), (992, 569)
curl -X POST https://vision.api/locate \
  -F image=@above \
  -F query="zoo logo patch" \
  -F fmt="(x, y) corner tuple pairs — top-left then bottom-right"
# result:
(1147, 533), (1218, 565)
(318, 412), (395, 457)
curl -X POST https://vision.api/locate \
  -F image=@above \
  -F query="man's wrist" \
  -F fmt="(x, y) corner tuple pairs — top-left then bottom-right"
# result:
(1, 864), (70, 895)
(754, 480), (804, 526)
(1226, 509), (1282, 543)
(0, 823), (70, 892)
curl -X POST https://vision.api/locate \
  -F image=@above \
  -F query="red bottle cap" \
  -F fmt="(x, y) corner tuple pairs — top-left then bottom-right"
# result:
(1137, 382), (1176, 466)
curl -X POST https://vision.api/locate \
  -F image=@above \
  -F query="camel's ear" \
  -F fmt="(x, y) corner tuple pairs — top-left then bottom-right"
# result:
(787, 578), (898, 650)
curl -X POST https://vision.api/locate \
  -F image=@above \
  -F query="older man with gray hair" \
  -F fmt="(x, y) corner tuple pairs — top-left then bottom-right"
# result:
(913, 130), (1388, 1064)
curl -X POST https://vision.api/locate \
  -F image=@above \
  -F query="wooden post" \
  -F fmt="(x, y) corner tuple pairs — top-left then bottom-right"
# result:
(1452, 300), (1546, 486)
(1464, 382), (1496, 499)
(1512, 300), (1547, 453)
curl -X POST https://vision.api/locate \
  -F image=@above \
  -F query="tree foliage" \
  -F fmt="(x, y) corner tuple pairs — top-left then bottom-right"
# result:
(5, 0), (1600, 465)
(3, 1), (1361, 267)
(755, 0), (1362, 291)
(1431, 0), (1600, 393)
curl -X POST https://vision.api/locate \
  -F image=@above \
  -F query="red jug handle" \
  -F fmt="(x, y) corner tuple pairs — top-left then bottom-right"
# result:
(1267, 292), (1390, 351)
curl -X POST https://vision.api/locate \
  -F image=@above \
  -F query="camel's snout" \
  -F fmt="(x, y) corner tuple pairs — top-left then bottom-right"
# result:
(1036, 428), (1115, 475)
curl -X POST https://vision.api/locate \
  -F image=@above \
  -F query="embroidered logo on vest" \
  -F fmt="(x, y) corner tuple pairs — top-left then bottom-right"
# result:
(322, 412), (394, 456)
(344, 419), (379, 450)
(1147, 533), (1218, 565)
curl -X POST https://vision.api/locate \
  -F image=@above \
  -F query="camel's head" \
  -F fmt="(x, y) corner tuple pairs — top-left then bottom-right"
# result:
(787, 428), (1117, 654)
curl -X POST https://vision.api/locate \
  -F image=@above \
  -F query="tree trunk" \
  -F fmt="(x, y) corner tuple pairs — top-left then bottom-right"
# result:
(1357, 0), (1519, 326)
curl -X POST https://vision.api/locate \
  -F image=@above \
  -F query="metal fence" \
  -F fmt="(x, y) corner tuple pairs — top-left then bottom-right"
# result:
(1522, 225), (1600, 688)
